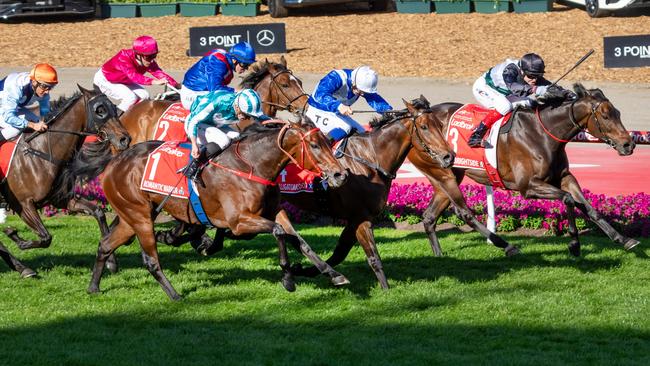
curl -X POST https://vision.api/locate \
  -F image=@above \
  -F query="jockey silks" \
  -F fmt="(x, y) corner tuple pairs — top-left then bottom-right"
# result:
(0, 72), (49, 129)
(307, 69), (392, 113)
(182, 49), (235, 93)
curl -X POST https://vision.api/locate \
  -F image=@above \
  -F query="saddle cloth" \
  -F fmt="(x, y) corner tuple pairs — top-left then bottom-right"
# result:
(0, 137), (20, 181)
(151, 102), (190, 142)
(140, 141), (190, 198)
(445, 104), (511, 188)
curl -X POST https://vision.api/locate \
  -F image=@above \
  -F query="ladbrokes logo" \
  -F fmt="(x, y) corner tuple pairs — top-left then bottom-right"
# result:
(450, 119), (474, 131)
(160, 145), (184, 157)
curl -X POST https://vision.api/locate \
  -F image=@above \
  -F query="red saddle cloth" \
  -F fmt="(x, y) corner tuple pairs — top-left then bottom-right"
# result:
(140, 141), (190, 199)
(151, 102), (190, 142)
(277, 163), (319, 194)
(0, 138), (20, 181)
(446, 104), (510, 189)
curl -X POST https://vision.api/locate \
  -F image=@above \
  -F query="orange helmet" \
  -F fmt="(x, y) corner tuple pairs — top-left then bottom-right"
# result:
(29, 63), (58, 86)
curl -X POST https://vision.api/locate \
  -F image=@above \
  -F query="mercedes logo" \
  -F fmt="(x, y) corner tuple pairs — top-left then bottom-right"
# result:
(256, 30), (275, 47)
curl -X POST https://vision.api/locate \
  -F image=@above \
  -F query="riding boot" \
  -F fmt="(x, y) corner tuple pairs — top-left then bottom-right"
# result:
(333, 137), (348, 159)
(468, 109), (503, 148)
(184, 147), (208, 186)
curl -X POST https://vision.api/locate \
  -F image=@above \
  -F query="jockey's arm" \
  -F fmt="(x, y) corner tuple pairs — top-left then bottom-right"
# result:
(364, 93), (393, 112)
(206, 58), (231, 92)
(0, 90), (30, 129)
(311, 71), (344, 113)
(118, 60), (154, 86)
(148, 61), (180, 87)
(503, 64), (534, 97)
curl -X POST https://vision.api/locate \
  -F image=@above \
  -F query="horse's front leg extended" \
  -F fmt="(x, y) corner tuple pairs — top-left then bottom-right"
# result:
(355, 221), (389, 289)
(275, 209), (349, 287)
(524, 179), (581, 256)
(231, 215), (295, 292)
(3, 200), (51, 250)
(0, 240), (36, 278)
(561, 173), (640, 251)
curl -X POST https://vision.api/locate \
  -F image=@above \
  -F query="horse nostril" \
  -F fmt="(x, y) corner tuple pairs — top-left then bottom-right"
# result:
(120, 136), (131, 148)
(443, 153), (454, 167)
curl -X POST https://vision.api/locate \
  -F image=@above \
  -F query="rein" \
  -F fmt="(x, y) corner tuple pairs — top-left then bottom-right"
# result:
(536, 99), (610, 145)
(263, 69), (309, 113)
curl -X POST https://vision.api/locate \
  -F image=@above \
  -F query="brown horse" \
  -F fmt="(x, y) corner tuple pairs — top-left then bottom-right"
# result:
(0, 86), (131, 277)
(87, 120), (348, 300)
(408, 83), (638, 257)
(121, 57), (308, 143)
(286, 97), (457, 289)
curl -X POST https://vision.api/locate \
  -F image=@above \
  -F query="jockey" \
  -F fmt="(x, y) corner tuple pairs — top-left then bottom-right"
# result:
(180, 41), (257, 110)
(94, 35), (179, 113)
(468, 53), (552, 147)
(183, 88), (269, 183)
(0, 63), (56, 142)
(305, 65), (392, 142)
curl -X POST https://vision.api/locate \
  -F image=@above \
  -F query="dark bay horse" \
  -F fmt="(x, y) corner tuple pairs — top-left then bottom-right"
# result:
(0, 86), (131, 277)
(287, 97), (456, 289)
(409, 83), (638, 257)
(88, 120), (348, 300)
(120, 57), (308, 143)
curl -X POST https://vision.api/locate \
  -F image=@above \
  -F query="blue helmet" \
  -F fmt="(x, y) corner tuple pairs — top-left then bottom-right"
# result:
(229, 42), (256, 65)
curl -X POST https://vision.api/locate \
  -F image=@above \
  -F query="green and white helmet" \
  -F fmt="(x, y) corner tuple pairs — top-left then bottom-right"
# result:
(234, 89), (266, 118)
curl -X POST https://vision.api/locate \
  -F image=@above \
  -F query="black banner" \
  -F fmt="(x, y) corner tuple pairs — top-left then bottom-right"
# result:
(189, 23), (286, 57)
(604, 34), (650, 68)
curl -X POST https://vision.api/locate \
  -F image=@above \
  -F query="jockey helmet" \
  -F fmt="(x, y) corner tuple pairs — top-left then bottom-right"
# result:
(229, 42), (256, 65)
(132, 35), (159, 56)
(234, 89), (265, 118)
(519, 53), (545, 77)
(29, 63), (58, 86)
(351, 65), (378, 94)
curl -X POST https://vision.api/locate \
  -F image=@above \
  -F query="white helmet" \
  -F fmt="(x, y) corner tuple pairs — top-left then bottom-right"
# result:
(234, 89), (265, 118)
(351, 65), (378, 94)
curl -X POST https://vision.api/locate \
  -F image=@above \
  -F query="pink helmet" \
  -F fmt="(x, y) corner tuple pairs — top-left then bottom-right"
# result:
(132, 35), (158, 56)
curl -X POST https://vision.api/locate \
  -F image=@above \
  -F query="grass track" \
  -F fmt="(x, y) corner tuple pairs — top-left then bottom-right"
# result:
(0, 216), (649, 365)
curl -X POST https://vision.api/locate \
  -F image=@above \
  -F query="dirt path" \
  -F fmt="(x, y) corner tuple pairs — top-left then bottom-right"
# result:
(1, 5), (649, 83)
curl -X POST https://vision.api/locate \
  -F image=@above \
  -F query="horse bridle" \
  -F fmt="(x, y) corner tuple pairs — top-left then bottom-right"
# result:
(275, 122), (324, 176)
(23, 93), (118, 165)
(265, 70), (309, 114)
(569, 99), (615, 147)
(408, 109), (445, 162)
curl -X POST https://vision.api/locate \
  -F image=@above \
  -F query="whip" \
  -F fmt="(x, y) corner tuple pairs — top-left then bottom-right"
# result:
(551, 49), (595, 87)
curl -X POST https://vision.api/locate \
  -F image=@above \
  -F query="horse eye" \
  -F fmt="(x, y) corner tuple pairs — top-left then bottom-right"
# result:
(281, 83), (289, 88)
(419, 124), (428, 130)
(310, 142), (319, 149)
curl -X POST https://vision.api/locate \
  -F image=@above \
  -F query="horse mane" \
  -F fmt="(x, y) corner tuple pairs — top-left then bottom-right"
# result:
(368, 96), (430, 129)
(239, 61), (288, 89)
(235, 121), (285, 141)
(45, 92), (81, 122)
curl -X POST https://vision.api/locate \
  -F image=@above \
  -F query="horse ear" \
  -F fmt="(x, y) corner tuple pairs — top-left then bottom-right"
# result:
(572, 83), (588, 98)
(280, 55), (287, 67)
(419, 94), (430, 106)
(402, 98), (416, 114)
(77, 84), (91, 96)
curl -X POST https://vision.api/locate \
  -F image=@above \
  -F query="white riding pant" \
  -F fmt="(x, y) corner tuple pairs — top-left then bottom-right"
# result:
(196, 123), (240, 150)
(0, 107), (39, 140)
(93, 69), (149, 112)
(180, 85), (208, 110)
(305, 105), (366, 141)
(472, 77), (513, 115)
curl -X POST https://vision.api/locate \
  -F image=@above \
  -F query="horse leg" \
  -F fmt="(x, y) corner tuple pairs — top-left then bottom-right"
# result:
(524, 180), (582, 256)
(291, 222), (358, 278)
(88, 217), (135, 294)
(355, 221), (389, 289)
(561, 173), (640, 251)
(66, 197), (119, 274)
(0, 240), (36, 278)
(275, 209), (349, 287)
(138, 225), (181, 301)
(231, 216), (296, 292)
(3, 201), (52, 249)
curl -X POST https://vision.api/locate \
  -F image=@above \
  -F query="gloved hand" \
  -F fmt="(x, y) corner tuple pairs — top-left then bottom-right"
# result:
(534, 85), (549, 95)
(511, 98), (535, 109)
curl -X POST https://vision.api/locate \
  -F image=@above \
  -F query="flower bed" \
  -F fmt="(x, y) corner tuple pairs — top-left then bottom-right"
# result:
(42, 180), (650, 238)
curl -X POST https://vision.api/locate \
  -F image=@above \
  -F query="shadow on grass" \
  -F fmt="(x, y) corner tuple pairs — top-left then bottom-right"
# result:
(0, 313), (648, 365)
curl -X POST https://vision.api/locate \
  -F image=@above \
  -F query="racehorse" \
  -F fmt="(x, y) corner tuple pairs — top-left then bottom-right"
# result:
(87, 120), (348, 300)
(0, 86), (131, 277)
(120, 57), (308, 143)
(286, 97), (457, 289)
(408, 83), (638, 257)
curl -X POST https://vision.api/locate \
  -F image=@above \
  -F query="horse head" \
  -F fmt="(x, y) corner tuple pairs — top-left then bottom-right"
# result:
(402, 95), (455, 168)
(278, 117), (348, 188)
(241, 57), (309, 117)
(573, 83), (635, 156)
(79, 84), (131, 152)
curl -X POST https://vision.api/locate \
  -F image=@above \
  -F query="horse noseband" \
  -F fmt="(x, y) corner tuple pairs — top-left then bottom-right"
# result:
(86, 94), (117, 133)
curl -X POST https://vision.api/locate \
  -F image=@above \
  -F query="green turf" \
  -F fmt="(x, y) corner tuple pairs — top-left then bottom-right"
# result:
(0, 216), (648, 365)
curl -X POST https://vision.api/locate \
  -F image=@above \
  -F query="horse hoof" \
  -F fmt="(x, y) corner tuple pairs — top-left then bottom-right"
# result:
(170, 294), (182, 301)
(331, 274), (350, 287)
(624, 238), (641, 251)
(282, 276), (296, 292)
(87, 286), (100, 294)
(20, 268), (37, 278)
(504, 245), (520, 257)
(106, 262), (119, 274)
(568, 243), (581, 257)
